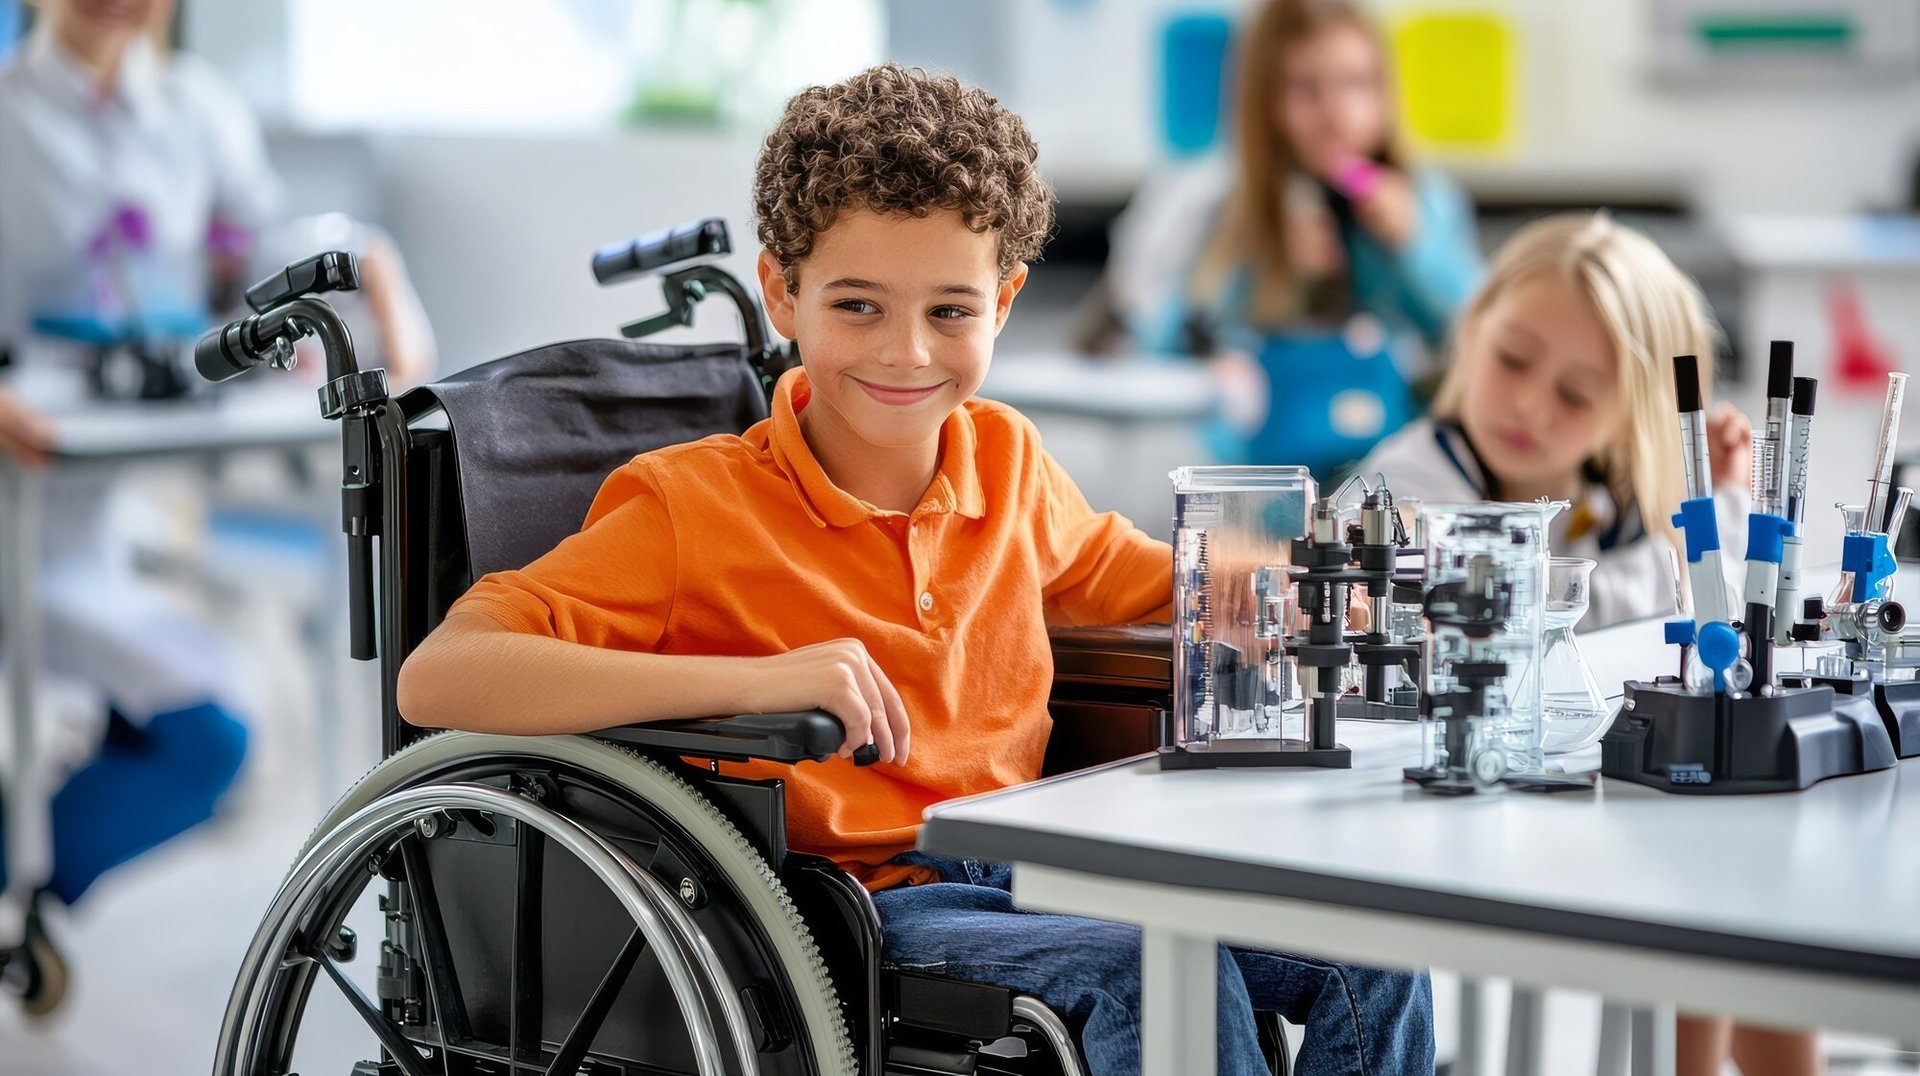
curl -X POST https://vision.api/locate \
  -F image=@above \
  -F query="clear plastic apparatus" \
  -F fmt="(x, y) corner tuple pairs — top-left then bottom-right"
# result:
(1164, 466), (1343, 768)
(1407, 502), (1589, 793)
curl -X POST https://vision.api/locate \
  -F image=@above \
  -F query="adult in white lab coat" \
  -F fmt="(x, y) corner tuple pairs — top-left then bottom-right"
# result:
(0, 0), (267, 919)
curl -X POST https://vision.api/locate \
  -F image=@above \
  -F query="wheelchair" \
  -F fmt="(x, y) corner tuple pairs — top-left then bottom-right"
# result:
(198, 223), (1294, 1075)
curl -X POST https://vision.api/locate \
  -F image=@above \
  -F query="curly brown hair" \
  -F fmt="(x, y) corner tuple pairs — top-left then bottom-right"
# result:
(753, 63), (1054, 284)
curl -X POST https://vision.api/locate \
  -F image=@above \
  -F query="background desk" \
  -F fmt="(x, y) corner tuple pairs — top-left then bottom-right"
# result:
(921, 618), (1919, 1075)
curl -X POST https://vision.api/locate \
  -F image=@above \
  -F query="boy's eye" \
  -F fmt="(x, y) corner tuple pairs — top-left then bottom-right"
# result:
(1495, 352), (1528, 372)
(833, 299), (879, 315)
(930, 305), (974, 320)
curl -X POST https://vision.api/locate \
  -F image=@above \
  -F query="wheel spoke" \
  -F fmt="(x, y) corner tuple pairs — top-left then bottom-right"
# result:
(399, 836), (472, 1049)
(315, 951), (436, 1076)
(544, 928), (647, 1076)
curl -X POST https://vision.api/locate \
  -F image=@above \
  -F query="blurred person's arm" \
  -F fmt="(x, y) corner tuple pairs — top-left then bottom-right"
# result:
(1098, 161), (1233, 355)
(357, 232), (438, 389)
(0, 384), (55, 466)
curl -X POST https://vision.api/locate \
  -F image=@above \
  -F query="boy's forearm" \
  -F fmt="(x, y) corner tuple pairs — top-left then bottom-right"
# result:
(397, 611), (756, 734)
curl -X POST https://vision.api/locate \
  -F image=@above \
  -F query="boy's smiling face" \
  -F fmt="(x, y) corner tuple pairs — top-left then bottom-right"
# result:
(759, 209), (1027, 461)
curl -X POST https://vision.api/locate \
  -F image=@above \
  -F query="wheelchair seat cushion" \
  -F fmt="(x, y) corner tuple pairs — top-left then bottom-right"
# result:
(402, 338), (767, 579)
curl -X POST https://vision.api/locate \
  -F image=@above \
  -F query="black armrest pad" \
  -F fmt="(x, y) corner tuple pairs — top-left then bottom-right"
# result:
(596, 710), (844, 763)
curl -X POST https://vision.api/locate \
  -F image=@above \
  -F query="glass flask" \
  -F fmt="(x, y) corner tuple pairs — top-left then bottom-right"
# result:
(1535, 557), (1610, 754)
(1170, 466), (1314, 754)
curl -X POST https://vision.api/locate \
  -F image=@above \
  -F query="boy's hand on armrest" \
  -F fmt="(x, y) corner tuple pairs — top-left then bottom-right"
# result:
(742, 638), (911, 766)
(398, 612), (910, 764)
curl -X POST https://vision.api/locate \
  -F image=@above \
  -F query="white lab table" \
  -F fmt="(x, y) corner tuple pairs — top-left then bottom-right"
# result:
(921, 617), (1918, 1075)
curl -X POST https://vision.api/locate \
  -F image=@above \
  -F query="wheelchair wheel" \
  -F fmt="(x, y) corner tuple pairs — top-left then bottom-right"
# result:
(215, 732), (855, 1076)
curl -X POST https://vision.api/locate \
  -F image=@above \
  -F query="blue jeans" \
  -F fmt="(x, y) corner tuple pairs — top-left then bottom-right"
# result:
(874, 853), (1432, 1076)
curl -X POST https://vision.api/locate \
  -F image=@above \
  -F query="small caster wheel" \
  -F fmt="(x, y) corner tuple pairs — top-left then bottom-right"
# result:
(1469, 748), (1507, 790)
(17, 926), (69, 1019)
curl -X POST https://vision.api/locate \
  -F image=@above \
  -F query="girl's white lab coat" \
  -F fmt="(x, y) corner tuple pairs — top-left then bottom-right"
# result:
(1360, 418), (1749, 631)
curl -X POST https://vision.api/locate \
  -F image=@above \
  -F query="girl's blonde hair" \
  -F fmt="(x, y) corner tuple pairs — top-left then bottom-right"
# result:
(1190, 0), (1405, 326)
(1432, 213), (1720, 553)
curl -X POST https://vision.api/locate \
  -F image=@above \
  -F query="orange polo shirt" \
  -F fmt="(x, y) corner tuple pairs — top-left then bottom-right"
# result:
(452, 368), (1173, 890)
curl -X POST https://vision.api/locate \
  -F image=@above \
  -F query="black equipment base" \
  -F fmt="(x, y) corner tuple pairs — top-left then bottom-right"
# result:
(1810, 673), (1920, 759)
(1158, 743), (1352, 770)
(1600, 678), (1896, 794)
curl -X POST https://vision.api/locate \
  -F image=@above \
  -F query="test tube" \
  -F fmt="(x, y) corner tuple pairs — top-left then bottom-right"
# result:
(1865, 373), (1908, 534)
(1672, 355), (1731, 627)
(1774, 377), (1818, 645)
(1755, 342), (1793, 517)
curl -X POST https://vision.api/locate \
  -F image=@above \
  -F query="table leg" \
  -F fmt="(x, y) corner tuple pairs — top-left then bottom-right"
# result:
(1596, 1001), (1632, 1076)
(1507, 985), (1546, 1076)
(1457, 976), (1486, 1076)
(1629, 1005), (1677, 1076)
(1141, 926), (1217, 1076)
(1, 463), (49, 938)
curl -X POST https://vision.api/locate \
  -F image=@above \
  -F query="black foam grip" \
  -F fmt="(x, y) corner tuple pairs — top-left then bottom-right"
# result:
(852, 742), (880, 767)
(1673, 355), (1702, 412)
(1767, 341), (1794, 400)
(1792, 376), (1818, 416)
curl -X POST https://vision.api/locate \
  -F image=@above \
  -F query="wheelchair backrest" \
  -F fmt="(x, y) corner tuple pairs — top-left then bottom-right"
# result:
(399, 338), (768, 626)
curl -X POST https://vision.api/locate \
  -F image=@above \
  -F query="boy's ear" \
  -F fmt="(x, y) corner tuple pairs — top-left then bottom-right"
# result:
(991, 262), (1030, 336)
(757, 249), (799, 340)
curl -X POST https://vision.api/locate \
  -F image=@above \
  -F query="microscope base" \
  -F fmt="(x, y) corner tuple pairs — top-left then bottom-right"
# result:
(1600, 679), (1896, 794)
(1158, 743), (1352, 770)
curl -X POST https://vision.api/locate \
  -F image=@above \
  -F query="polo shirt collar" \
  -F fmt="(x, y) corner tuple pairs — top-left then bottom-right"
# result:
(767, 368), (986, 528)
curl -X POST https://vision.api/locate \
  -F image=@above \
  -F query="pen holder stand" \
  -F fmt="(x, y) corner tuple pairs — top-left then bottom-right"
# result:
(1600, 678), (1895, 793)
(1809, 673), (1920, 758)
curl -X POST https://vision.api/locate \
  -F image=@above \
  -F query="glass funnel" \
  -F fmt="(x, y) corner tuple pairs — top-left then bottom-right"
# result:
(1536, 557), (1610, 754)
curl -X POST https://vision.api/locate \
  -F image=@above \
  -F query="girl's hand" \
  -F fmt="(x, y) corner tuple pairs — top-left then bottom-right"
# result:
(0, 387), (54, 467)
(744, 638), (911, 765)
(1350, 171), (1418, 247)
(1707, 402), (1752, 492)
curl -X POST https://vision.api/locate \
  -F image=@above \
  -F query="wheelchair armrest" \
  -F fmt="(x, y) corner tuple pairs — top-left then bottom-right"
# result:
(596, 710), (849, 764)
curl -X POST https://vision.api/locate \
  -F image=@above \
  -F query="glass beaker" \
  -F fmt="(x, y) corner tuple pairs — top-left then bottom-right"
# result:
(1537, 557), (1610, 754)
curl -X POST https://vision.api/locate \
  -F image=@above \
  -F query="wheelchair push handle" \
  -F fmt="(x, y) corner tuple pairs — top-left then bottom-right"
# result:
(594, 218), (791, 399)
(592, 218), (730, 285)
(195, 251), (391, 665)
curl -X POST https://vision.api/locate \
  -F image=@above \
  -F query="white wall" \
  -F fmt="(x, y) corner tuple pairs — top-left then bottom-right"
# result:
(370, 131), (765, 368)
(886, 0), (1920, 215)
(1412, 0), (1920, 216)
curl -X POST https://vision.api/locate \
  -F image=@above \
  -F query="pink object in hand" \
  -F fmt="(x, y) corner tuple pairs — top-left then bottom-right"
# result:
(1331, 157), (1383, 200)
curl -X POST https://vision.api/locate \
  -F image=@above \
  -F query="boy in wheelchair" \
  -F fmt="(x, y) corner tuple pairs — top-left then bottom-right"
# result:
(399, 64), (1431, 1075)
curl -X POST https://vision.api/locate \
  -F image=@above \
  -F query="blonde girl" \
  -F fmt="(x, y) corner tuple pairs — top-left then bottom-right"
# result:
(1361, 212), (1751, 630)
